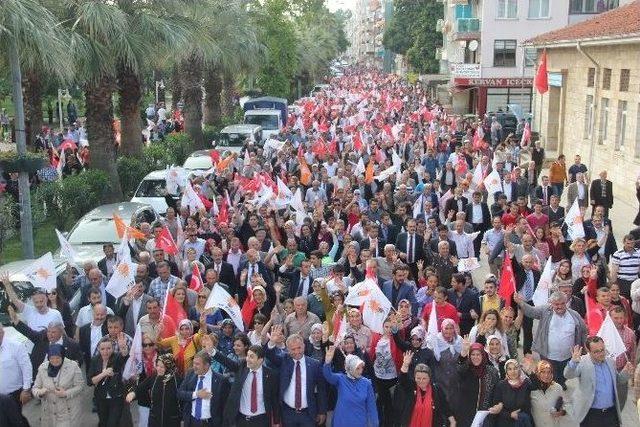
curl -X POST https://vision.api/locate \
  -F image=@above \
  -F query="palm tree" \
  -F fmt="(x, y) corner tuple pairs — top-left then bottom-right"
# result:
(0, 0), (71, 257)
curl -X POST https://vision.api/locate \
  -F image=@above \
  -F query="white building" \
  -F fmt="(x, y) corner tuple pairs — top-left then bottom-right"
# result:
(347, 0), (387, 67)
(438, 0), (632, 115)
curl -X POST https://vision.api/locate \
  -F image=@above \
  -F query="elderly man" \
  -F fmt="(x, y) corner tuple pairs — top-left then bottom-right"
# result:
(448, 219), (475, 259)
(2, 277), (63, 332)
(74, 288), (115, 333)
(117, 281), (153, 336)
(515, 291), (587, 387)
(0, 324), (32, 410)
(148, 261), (180, 305)
(375, 244), (399, 283)
(80, 268), (116, 310)
(78, 304), (108, 372)
(283, 297), (321, 340)
(137, 298), (167, 342)
(430, 241), (458, 291)
(567, 172), (589, 209)
(205, 246), (236, 290)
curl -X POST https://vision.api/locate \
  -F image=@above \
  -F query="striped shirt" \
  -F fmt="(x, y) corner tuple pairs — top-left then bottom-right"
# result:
(611, 249), (640, 281)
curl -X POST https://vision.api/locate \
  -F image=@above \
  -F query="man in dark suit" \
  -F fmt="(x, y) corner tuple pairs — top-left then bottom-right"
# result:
(583, 214), (617, 262)
(215, 345), (280, 427)
(380, 213), (399, 245)
(285, 259), (313, 299)
(78, 304), (109, 373)
(544, 195), (565, 224)
(382, 265), (418, 315)
(148, 248), (181, 279)
(499, 173), (518, 203)
(535, 175), (553, 206)
(205, 246), (237, 291)
(97, 243), (117, 278)
(427, 224), (458, 258)
(9, 313), (82, 378)
(116, 281), (152, 337)
(464, 191), (491, 258)
(265, 331), (327, 427)
(360, 224), (385, 258)
(237, 249), (275, 305)
(511, 253), (542, 355)
(444, 188), (468, 214)
(589, 170), (614, 217)
(395, 219), (425, 281)
(178, 351), (229, 427)
(448, 273), (481, 336)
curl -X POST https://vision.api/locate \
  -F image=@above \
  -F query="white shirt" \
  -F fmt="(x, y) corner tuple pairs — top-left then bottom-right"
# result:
(577, 183), (586, 200)
(75, 304), (114, 328)
(297, 275), (311, 298)
(0, 337), (32, 394)
(502, 181), (512, 200)
(283, 357), (308, 409)
(471, 203), (483, 224)
(191, 370), (212, 419)
(105, 256), (117, 276)
(132, 296), (144, 323)
(547, 312), (576, 361)
(227, 250), (242, 275)
(240, 366), (266, 416)
(157, 107), (167, 121)
(22, 305), (63, 332)
(90, 322), (104, 356)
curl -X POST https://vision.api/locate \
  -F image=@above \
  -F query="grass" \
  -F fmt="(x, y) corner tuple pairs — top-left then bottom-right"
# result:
(0, 220), (58, 265)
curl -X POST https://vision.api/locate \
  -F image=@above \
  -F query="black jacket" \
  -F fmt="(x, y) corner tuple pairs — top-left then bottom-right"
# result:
(178, 369), (229, 427)
(135, 374), (182, 427)
(589, 179), (614, 208)
(393, 372), (452, 427)
(79, 322), (108, 372)
(13, 320), (83, 378)
(204, 261), (237, 295)
(88, 353), (128, 398)
(464, 202), (491, 231)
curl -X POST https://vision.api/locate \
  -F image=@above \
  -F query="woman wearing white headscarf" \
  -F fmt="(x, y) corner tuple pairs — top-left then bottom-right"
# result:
(431, 318), (462, 411)
(485, 334), (508, 378)
(324, 345), (379, 427)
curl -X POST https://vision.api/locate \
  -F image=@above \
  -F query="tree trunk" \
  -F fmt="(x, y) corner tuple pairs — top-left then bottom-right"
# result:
(85, 75), (123, 202)
(23, 70), (43, 147)
(203, 66), (222, 126)
(181, 56), (204, 148)
(117, 64), (143, 157)
(170, 66), (182, 111)
(221, 70), (235, 119)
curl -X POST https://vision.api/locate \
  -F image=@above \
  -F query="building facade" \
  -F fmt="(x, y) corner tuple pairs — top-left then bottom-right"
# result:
(438, 0), (632, 116)
(529, 1), (640, 206)
(347, 0), (389, 68)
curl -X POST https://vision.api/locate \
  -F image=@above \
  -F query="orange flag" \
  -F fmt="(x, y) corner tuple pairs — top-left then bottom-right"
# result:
(365, 159), (374, 184)
(113, 214), (145, 239)
(216, 154), (234, 172)
(299, 156), (311, 186)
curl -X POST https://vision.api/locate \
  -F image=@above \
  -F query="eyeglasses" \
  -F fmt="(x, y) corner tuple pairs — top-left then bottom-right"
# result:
(142, 343), (155, 347)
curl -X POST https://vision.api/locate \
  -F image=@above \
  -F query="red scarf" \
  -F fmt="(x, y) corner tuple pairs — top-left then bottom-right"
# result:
(409, 385), (433, 427)
(143, 352), (156, 377)
(175, 338), (193, 376)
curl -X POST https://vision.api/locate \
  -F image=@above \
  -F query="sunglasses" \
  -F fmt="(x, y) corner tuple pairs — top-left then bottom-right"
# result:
(142, 343), (155, 347)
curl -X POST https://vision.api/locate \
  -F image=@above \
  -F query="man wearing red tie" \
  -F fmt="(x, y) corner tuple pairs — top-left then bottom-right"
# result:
(265, 330), (327, 427)
(219, 345), (280, 427)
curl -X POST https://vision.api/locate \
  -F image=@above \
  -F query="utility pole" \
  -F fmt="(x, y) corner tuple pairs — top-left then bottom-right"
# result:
(8, 37), (35, 258)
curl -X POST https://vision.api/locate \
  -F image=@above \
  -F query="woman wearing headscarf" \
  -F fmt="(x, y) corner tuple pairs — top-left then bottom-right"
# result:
(305, 323), (327, 361)
(491, 359), (533, 427)
(126, 333), (158, 426)
(523, 360), (574, 427)
(468, 309), (510, 356)
(89, 335), (130, 427)
(392, 325), (436, 377)
(432, 318), (462, 409)
(456, 339), (500, 426)
(485, 335), (508, 378)
(32, 344), (84, 427)
(323, 345), (379, 427)
(394, 353), (456, 427)
(395, 299), (420, 341)
(125, 354), (182, 427)
(156, 315), (207, 376)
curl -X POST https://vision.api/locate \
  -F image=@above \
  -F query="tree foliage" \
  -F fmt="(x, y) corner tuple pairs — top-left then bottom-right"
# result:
(383, 0), (443, 74)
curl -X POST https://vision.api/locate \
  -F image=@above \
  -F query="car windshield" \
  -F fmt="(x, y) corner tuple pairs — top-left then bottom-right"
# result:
(183, 156), (212, 170)
(219, 133), (248, 147)
(245, 114), (278, 130)
(67, 218), (120, 244)
(135, 179), (166, 197)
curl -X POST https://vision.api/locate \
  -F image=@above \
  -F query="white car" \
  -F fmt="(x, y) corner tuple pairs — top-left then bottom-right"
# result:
(131, 170), (174, 215)
(183, 149), (216, 172)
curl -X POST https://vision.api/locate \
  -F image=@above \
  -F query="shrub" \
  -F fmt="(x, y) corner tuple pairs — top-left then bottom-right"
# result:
(202, 125), (220, 147)
(162, 132), (195, 165)
(0, 195), (18, 256)
(117, 156), (153, 199)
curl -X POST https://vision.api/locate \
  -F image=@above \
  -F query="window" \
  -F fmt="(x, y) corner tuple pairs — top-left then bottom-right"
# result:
(635, 104), (640, 158)
(584, 95), (594, 139)
(529, 0), (550, 18)
(494, 40), (517, 67)
(599, 97), (609, 144)
(570, 0), (597, 13)
(602, 68), (611, 90)
(615, 100), (627, 150)
(587, 68), (595, 87)
(524, 48), (537, 67)
(497, 0), (518, 18)
(455, 4), (472, 19)
(619, 69), (630, 92)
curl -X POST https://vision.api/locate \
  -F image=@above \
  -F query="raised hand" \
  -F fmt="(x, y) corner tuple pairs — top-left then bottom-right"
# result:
(325, 345), (336, 363)
(402, 350), (414, 367)
(461, 335), (471, 356)
(571, 345), (582, 363)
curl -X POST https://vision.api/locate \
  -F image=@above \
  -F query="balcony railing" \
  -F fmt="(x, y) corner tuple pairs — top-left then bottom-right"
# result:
(456, 18), (480, 33)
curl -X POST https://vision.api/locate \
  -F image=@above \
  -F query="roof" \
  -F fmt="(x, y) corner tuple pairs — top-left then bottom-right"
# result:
(143, 170), (168, 180)
(528, 1), (640, 46)
(247, 96), (287, 104)
(84, 202), (152, 219)
(220, 124), (262, 133)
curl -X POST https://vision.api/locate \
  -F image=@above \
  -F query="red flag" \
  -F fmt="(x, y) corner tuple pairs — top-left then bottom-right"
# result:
(162, 291), (187, 338)
(328, 137), (338, 155)
(209, 149), (220, 164)
(534, 49), (549, 94)
(520, 122), (531, 147)
(365, 159), (374, 184)
(217, 197), (229, 224)
(382, 124), (393, 140)
(353, 131), (363, 152)
(455, 155), (468, 175)
(157, 226), (179, 255)
(241, 292), (256, 328)
(498, 255), (516, 307)
(318, 119), (329, 134)
(312, 138), (328, 157)
(189, 263), (203, 292)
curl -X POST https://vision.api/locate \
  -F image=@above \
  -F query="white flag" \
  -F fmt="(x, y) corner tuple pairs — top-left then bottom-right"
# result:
(274, 177), (294, 209)
(597, 312), (627, 359)
(355, 157), (365, 176)
(181, 183), (205, 215)
(205, 285), (244, 331)
(55, 229), (79, 271)
(483, 170), (502, 195)
(106, 259), (137, 299)
(373, 164), (399, 182)
(564, 198), (585, 239)
(532, 256), (554, 306)
(291, 188), (305, 213)
(122, 325), (143, 380)
(22, 252), (57, 292)
(165, 166), (187, 195)
(471, 164), (484, 189)
(412, 195), (424, 218)
(344, 278), (392, 334)
(426, 300), (438, 349)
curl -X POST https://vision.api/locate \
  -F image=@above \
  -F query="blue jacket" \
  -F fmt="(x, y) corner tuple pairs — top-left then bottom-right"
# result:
(382, 280), (418, 315)
(322, 363), (378, 427)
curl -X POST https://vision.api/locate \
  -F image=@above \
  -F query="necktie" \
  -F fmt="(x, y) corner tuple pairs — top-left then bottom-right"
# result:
(371, 239), (377, 257)
(543, 187), (547, 203)
(298, 277), (307, 297)
(522, 271), (534, 301)
(215, 263), (220, 274)
(250, 371), (258, 413)
(408, 234), (414, 264)
(295, 361), (302, 410)
(195, 375), (204, 420)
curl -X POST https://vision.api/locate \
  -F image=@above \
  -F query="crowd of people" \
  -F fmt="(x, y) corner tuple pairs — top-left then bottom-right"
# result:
(2, 68), (640, 427)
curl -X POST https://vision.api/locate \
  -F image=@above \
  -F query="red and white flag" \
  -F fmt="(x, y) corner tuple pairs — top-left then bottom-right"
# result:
(189, 263), (204, 292)
(205, 285), (244, 331)
(498, 255), (516, 307)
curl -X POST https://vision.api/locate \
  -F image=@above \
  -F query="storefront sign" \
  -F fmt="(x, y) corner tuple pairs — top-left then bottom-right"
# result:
(451, 63), (481, 79)
(548, 72), (563, 87)
(454, 77), (533, 87)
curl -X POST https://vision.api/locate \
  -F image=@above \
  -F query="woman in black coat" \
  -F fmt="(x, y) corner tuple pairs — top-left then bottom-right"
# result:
(89, 336), (129, 427)
(126, 354), (182, 427)
(393, 352), (455, 427)
(491, 359), (533, 427)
